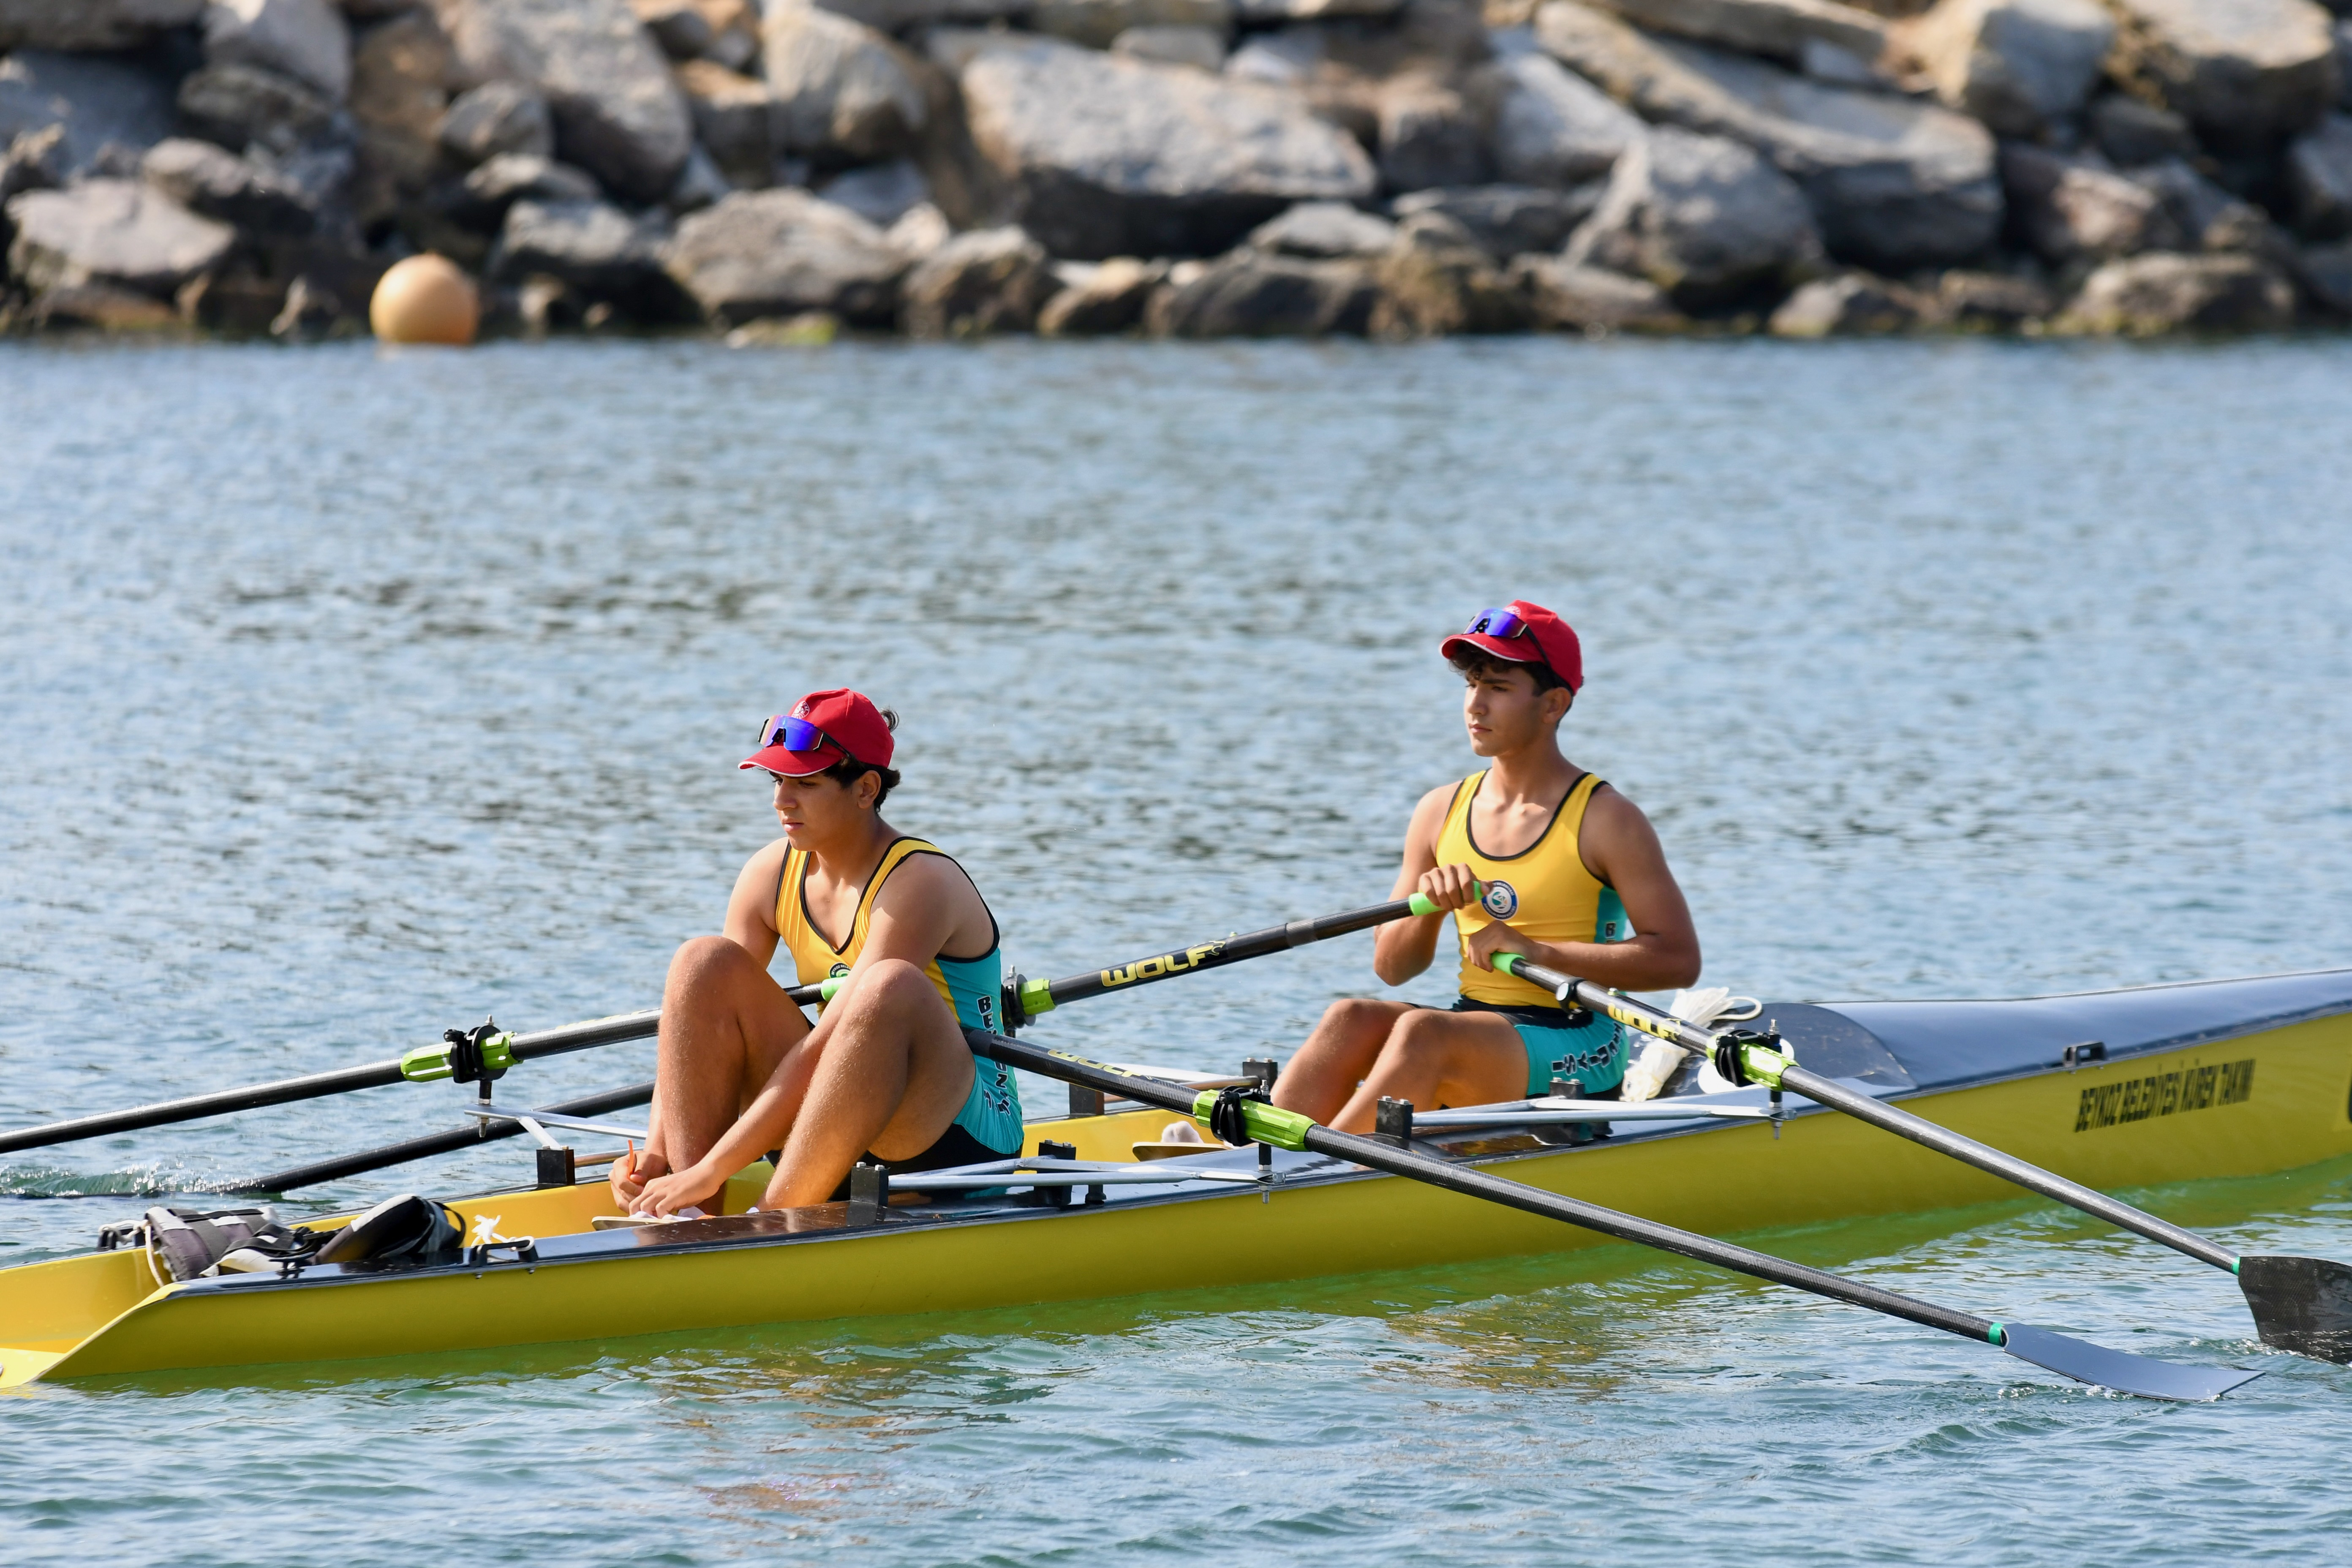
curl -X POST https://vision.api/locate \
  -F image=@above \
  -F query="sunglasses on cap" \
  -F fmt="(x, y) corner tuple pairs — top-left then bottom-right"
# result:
(1464, 607), (1530, 641)
(754, 713), (848, 761)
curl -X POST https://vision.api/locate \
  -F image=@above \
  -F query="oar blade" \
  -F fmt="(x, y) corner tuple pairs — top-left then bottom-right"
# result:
(2238, 1254), (2352, 1364)
(1998, 1323), (2262, 1402)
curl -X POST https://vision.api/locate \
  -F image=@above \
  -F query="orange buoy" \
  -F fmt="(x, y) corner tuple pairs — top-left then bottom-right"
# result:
(369, 254), (480, 346)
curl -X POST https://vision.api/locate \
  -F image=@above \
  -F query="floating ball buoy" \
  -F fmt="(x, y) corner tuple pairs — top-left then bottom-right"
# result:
(369, 254), (480, 346)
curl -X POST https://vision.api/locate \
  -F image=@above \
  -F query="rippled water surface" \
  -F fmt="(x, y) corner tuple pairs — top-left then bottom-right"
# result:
(3, 335), (2350, 1565)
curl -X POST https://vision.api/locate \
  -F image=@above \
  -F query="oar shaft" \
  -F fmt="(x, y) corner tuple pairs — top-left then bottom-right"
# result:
(0, 1009), (669, 1158)
(1493, 955), (2242, 1275)
(232, 1081), (656, 1193)
(967, 1030), (1996, 1346)
(1020, 896), (1426, 1017)
(1777, 1062), (2239, 1272)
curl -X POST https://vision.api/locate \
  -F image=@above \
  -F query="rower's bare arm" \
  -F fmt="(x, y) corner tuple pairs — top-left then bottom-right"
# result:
(853, 854), (987, 975)
(721, 841), (789, 966)
(1465, 787), (1699, 990)
(1373, 784), (1465, 986)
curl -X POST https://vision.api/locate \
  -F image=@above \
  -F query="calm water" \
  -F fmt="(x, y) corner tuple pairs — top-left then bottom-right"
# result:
(3, 335), (2350, 1565)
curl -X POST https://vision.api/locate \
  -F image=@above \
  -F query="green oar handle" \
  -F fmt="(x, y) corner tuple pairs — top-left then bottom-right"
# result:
(1492, 954), (2243, 1277)
(1013, 889), (1462, 1023)
(966, 1028), (1998, 1345)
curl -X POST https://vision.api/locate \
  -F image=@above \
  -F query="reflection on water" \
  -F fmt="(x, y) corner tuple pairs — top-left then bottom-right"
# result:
(3, 336), (2351, 1564)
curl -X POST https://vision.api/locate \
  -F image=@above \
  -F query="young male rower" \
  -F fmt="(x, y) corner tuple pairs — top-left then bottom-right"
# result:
(1273, 602), (1701, 1132)
(617, 689), (1021, 1216)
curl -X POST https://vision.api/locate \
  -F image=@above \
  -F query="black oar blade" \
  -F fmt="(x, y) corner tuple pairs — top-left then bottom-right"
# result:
(2238, 1254), (2352, 1364)
(1998, 1323), (2262, 1402)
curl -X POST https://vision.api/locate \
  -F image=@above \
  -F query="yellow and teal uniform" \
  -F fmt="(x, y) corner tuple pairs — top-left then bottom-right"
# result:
(776, 836), (1024, 1164)
(1435, 770), (1633, 1095)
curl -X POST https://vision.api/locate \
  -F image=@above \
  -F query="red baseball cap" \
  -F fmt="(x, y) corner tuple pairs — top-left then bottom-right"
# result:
(1440, 601), (1582, 692)
(740, 689), (896, 777)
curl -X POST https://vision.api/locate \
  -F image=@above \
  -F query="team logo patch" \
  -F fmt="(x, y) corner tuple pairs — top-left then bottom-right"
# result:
(829, 962), (850, 979)
(1481, 880), (1519, 919)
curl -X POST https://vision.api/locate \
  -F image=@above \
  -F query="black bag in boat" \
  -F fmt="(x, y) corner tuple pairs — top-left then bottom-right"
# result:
(312, 1193), (465, 1268)
(109, 1205), (327, 1283)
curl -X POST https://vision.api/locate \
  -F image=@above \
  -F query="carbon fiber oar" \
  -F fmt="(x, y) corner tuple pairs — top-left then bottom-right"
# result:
(1493, 953), (2352, 1366)
(0, 891), (1451, 1157)
(966, 1028), (2259, 1402)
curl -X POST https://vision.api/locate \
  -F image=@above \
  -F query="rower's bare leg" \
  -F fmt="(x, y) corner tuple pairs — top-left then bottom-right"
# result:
(1273, 999), (1415, 1123)
(761, 958), (975, 1210)
(619, 935), (809, 1211)
(1328, 1010), (1525, 1134)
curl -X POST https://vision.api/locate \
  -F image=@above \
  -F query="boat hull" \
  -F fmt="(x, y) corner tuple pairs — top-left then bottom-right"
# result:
(6, 980), (2349, 1386)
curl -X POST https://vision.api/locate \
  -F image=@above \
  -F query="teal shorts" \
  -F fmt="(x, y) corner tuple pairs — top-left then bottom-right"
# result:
(1449, 997), (1627, 1097)
(947, 1054), (1025, 1154)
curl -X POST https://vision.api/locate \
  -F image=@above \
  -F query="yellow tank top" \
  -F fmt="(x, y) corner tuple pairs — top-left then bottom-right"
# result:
(773, 836), (1002, 1029)
(1436, 771), (1629, 1007)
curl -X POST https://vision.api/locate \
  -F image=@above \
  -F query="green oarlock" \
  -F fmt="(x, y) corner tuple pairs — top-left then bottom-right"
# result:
(397, 1032), (516, 1083)
(1019, 976), (1057, 1017)
(1737, 1037), (1796, 1089)
(819, 976), (847, 1002)
(1190, 1090), (1313, 1151)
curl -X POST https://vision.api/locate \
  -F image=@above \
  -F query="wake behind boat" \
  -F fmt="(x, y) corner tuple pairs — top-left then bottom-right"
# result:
(5, 967), (2347, 1390)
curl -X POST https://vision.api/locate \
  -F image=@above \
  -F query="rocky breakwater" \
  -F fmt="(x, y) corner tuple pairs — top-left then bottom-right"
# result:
(3, 0), (2350, 339)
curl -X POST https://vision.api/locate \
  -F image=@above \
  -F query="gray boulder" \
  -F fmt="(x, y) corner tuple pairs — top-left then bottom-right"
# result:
(1584, 0), (1886, 68)
(489, 196), (685, 316)
(2055, 250), (2294, 331)
(662, 186), (908, 324)
(1377, 74), (1489, 192)
(885, 199), (951, 256)
(0, 0), (203, 52)
(1897, 0), (2111, 137)
(1247, 199), (1399, 254)
(204, 0), (354, 103)
(900, 225), (1057, 335)
(1038, 255), (1167, 332)
(1535, 2), (2001, 270)
(633, 0), (714, 61)
(672, 60), (769, 184)
(764, 3), (928, 166)
(1562, 123), (1822, 307)
(1394, 182), (1603, 257)
(1767, 270), (1930, 333)
(956, 34), (1377, 258)
(820, 158), (932, 226)
(177, 63), (339, 154)
(7, 178), (235, 297)
(2129, 155), (2286, 253)
(2001, 144), (2178, 261)
(440, 79), (554, 164)
(1, 125), (66, 201)
(1032, 0), (1233, 48)
(2088, 93), (2197, 164)
(0, 50), (177, 178)
(1114, 25), (1231, 70)
(1145, 248), (1381, 334)
(347, 8), (457, 219)
(1510, 251), (1686, 328)
(1483, 50), (1644, 188)
(1372, 226), (1534, 335)
(2287, 112), (2352, 236)
(2105, 0), (2338, 151)
(2295, 235), (2352, 310)
(456, 150), (600, 224)
(141, 136), (317, 234)
(436, 0), (694, 201)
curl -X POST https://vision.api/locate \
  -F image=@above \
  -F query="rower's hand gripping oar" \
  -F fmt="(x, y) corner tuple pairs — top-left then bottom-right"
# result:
(965, 1029), (2260, 1402)
(1493, 952), (2352, 1366)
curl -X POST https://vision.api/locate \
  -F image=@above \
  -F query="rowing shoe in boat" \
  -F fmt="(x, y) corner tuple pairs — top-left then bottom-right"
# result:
(3, 969), (2347, 1389)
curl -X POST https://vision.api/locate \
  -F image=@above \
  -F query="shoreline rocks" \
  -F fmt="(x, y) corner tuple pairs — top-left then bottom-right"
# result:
(5, 0), (2351, 340)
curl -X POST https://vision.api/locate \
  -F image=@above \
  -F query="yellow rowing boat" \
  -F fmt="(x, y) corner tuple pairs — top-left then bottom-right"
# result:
(5, 969), (2347, 1388)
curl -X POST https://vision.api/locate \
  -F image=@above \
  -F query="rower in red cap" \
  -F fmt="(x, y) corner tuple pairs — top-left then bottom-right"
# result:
(617, 688), (1022, 1216)
(1272, 602), (1703, 1132)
